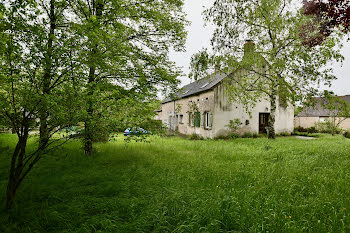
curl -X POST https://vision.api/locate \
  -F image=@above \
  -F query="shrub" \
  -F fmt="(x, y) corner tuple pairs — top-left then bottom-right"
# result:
(242, 132), (253, 138)
(214, 135), (230, 140)
(293, 131), (308, 137)
(226, 119), (242, 132)
(278, 132), (291, 137)
(344, 131), (350, 139)
(307, 127), (318, 134)
(228, 132), (239, 139)
(294, 126), (307, 132)
(315, 120), (341, 134)
(189, 133), (201, 140)
(214, 134), (232, 140)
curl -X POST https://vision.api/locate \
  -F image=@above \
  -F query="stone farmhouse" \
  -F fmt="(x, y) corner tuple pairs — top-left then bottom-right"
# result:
(295, 95), (350, 130)
(156, 43), (294, 138)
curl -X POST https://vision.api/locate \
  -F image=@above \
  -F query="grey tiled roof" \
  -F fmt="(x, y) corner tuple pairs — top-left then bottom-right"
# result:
(298, 95), (350, 117)
(162, 73), (226, 104)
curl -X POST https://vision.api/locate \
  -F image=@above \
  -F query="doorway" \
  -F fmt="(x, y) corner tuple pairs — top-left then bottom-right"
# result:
(259, 113), (270, 134)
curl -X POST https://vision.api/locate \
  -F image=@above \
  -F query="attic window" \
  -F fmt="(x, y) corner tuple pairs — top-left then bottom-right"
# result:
(200, 83), (209, 88)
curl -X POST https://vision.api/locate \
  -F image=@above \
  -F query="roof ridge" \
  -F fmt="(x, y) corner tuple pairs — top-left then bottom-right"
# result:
(179, 73), (219, 89)
(162, 72), (226, 104)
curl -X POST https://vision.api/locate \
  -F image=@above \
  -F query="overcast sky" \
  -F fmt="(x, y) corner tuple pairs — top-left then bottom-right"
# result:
(169, 0), (350, 96)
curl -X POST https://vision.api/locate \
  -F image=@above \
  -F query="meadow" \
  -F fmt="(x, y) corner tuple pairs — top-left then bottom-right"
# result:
(1, 133), (350, 232)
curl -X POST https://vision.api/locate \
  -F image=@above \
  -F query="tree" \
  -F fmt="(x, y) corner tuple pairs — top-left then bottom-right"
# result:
(320, 91), (350, 136)
(67, 0), (187, 155)
(190, 0), (344, 139)
(1, 0), (187, 208)
(302, 0), (350, 47)
(0, 1), (82, 209)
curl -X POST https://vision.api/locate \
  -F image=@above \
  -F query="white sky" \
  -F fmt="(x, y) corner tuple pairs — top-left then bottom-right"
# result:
(169, 0), (350, 96)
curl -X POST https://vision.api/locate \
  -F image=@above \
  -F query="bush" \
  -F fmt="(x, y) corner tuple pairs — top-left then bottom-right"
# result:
(242, 132), (253, 138)
(214, 135), (230, 140)
(307, 127), (318, 134)
(294, 126), (307, 133)
(344, 131), (350, 139)
(214, 132), (261, 140)
(294, 126), (318, 133)
(189, 133), (201, 140)
(228, 132), (239, 139)
(278, 132), (291, 137)
(143, 119), (166, 135)
(227, 119), (242, 131)
(315, 120), (341, 134)
(293, 131), (309, 137)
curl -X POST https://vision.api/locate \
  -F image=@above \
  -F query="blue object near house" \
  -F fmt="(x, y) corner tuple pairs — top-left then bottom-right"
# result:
(124, 127), (151, 136)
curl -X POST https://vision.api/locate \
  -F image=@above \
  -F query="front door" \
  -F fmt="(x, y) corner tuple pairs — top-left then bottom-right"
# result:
(259, 113), (270, 134)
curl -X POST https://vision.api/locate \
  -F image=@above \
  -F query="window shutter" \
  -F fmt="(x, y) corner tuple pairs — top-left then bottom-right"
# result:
(195, 112), (200, 127)
(201, 113), (205, 128)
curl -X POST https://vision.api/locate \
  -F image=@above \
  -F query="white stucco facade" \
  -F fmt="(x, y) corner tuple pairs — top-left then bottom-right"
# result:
(157, 81), (294, 138)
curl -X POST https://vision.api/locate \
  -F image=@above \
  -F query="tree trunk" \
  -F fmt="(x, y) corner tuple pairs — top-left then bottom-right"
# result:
(83, 1), (104, 156)
(6, 173), (18, 210)
(39, 110), (49, 148)
(84, 66), (95, 156)
(6, 129), (29, 210)
(39, 0), (56, 148)
(268, 89), (277, 139)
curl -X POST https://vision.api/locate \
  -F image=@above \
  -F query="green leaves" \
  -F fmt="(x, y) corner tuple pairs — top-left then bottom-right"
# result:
(191, 0), (344, 106)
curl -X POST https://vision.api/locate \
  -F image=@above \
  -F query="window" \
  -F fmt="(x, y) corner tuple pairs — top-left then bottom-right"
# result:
(245, 120), (250, 125)
(204, 112), (213, 129)
(179, 115), (184, 124)
(188, 112), (193, 126)
(319, 117), (329, 123)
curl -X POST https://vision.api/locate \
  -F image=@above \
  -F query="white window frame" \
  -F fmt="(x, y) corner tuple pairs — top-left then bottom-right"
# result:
(204, 112), (212, 130)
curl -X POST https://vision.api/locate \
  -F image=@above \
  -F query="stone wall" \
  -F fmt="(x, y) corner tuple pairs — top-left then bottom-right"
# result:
(295, 117), (350, 130)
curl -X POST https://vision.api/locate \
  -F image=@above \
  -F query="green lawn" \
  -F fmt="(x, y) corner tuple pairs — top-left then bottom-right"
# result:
(1, 134), (350, 232)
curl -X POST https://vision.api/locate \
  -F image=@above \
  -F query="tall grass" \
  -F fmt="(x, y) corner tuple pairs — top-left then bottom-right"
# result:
(0, 133), (350, 232)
